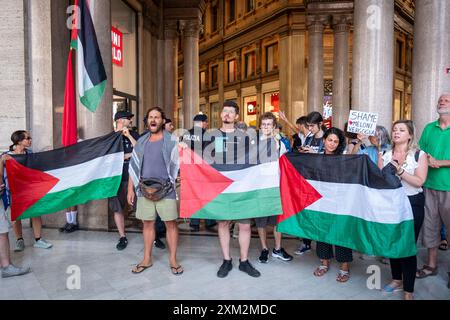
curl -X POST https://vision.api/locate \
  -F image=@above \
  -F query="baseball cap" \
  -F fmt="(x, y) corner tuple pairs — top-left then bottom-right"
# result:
(193, 114), (208, 122)
(114, 111), (134, 121)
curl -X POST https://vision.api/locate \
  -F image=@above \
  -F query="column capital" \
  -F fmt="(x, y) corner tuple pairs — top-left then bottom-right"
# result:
(332, 14), (352, 33)
(164, 20), (179, 40)
(307, 15), (328, 33)
(179, 19), (203, 38)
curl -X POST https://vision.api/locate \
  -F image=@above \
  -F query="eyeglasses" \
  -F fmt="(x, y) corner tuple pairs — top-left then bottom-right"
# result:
(24, 137), (32, 140)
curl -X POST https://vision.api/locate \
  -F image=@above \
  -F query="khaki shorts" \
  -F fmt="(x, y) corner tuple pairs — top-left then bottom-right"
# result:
(135, 197), (178, 222)
(422, 188), (450, 248)
(0, 206), (11, 234)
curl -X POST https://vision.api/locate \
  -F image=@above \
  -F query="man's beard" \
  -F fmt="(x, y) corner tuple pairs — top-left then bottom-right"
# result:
(437, 106), (450, 115)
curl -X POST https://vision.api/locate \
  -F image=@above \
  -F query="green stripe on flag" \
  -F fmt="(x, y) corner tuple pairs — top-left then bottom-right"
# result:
(18, 176), (121, 220)
(191, 187), (281, 220)
(80, 80), (107, 112)
(70, 39), (78, 50)
(277, 209), (416, 258)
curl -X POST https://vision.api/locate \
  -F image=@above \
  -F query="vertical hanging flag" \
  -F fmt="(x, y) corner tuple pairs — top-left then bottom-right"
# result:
(74, 0), (107, 113)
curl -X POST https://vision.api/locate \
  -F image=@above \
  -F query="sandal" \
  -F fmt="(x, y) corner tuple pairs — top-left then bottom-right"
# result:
(131, 263), (152, 274)
(416, 265), (438, 279)
(439, 239), (448, 251)
(171, 265), (184, 276)
(336, 269), (350, 283)
(382, 281), (403, 293)
(313, 264), (329, 277)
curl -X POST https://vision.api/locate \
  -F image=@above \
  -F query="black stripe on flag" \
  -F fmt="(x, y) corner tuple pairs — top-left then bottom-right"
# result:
(12, 132), (123, 172)
(79, 0), (107, 85)
(284, 152), (402, 190)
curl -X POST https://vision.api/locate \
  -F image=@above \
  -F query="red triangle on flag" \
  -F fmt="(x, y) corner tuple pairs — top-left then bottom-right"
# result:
(179, 148), (233, 218)
(277, 155), (322, 223)
(6, 158), (60, 221)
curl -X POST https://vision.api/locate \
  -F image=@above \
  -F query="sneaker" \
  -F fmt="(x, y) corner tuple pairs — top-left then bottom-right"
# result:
(294, 244), (311, 255)
(154, 238), (166, 249)
(1, 264), (31, 278)
(239, 259), (261, 277)
(14, 239), (25, 252)
(116, 237), (128, 250)
(258, 248), (269, 263)
(272, 248), (293, 261)
(65, 223), (79, 233)
(59, 223), (71, 233)
(217, 259), (233, 278)
(33, 239), (53, 249)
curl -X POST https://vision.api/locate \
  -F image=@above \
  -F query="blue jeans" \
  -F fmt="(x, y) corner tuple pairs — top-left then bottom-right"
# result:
(441, 224), (447, 241)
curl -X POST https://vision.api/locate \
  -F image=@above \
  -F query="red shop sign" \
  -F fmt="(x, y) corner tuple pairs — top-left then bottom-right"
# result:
(112, 27), (123, 66)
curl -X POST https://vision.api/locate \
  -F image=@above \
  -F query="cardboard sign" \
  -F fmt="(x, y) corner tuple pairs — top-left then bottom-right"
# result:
(111, 27), (123, 66)
(347, 110), (378, 136)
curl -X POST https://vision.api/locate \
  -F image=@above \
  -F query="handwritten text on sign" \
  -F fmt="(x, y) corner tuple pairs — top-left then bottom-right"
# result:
(112, 27), (123, 67)
(347, 111), (378, 136)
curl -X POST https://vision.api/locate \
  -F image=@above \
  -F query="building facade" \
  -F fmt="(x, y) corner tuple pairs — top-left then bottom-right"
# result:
(1, 0), (449, 230)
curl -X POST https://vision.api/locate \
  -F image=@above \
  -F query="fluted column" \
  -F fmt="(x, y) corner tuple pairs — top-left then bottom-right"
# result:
(412, 0), (450, 134)
(180, 19), (201, 129)
(307, 15), (327, 113)
(164, 20), (178, 122)
(352, 0), (394, 129)
(332, 15), (351, 130)
(76, 0), (113, 230)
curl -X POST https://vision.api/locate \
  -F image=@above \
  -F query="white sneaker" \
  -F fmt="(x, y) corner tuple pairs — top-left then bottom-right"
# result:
(14, 239), (25, 252)
(33, 239), (53, 249)
(1, 264), (31, 278)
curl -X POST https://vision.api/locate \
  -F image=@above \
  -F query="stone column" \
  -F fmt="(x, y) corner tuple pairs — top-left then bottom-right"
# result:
(352, 0), (394, 129)
(181, 19), (201, 129)
(332, 15), (351, 130)
(163, 20), (178, 122)
(76, 0), (113, 231)
(0, 0), (27, 151)
(27, 0), (54, 152)
(307, 15), (327, 113)
(412, 0), (450, 134)
(279, 27), (308, 124)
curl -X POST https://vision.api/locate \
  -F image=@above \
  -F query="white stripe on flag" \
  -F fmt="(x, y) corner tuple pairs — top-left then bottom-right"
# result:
(306, 180), (413, 224)
(76, 38), (95, 97)
(46, 152), (124, 193)
(221, 161), (279, 193)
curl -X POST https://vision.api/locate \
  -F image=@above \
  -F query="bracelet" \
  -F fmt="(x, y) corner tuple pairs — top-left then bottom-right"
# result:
(398, 168), (405, 176)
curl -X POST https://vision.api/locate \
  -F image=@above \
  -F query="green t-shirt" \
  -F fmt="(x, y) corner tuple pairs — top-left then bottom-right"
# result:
(419, 121), (450, 191)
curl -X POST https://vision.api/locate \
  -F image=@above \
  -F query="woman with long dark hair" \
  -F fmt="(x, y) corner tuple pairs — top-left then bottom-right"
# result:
(313, 127), (353, 283)
(1, 130), (53, 252)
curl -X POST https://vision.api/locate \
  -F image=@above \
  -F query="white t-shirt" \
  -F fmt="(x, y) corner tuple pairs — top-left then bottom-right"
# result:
(382, 149), (426, 196)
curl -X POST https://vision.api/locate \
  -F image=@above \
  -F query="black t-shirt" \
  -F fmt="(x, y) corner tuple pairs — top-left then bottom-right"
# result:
(181, 127), (211, 156)
(292, 133), (303, 152)
(203, 129), (250, 165)
(122, 130), (140, 181)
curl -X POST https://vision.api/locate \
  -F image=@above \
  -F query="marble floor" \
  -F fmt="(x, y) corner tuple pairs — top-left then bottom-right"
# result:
(0, 225), (449, 300)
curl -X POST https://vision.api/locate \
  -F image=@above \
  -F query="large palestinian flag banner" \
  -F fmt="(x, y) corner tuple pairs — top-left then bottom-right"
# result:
(179, 147), (282, 220)
(6, 133), (123, 221)
(277, 153), (416, 259)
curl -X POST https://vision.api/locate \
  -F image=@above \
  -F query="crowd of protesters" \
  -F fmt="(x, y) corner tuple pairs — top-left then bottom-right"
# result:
(1, 94), (449, 300)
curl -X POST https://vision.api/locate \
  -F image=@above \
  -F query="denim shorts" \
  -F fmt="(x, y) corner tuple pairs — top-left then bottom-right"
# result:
(0, 206), (11, 234)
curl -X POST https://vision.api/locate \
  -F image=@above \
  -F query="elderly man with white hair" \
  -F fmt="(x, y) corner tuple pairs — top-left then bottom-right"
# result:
(416, 93), (450, 290)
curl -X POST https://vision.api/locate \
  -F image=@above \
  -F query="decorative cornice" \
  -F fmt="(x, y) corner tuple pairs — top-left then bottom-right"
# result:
(306, 15), (328, 32)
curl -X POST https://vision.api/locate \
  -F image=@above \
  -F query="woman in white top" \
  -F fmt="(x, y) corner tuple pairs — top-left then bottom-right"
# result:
(378, 120), (428, 300)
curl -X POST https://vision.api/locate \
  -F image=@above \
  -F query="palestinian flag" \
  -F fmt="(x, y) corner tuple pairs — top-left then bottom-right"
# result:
(277, 153), (416, 259)
(72, 0), (107, 112)
(179, 148), (282, 220)
(5, 133), (123, 221)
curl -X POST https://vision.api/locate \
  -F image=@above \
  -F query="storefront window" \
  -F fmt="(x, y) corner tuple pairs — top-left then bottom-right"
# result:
(243, 95), (257, 127)
(263, 92), (279, 117)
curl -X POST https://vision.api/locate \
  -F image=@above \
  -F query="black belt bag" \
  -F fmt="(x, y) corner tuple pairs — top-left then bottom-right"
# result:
(139, 178), (173, 202)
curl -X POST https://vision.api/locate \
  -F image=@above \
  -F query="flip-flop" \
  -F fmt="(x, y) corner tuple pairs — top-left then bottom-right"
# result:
(439, 240), (448, 251)
(132, 263), (152, 274)
(170, 265), (184, 275)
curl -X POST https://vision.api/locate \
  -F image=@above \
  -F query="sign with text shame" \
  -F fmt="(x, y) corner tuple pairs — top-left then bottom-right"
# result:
(347, 110), (378, 136)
